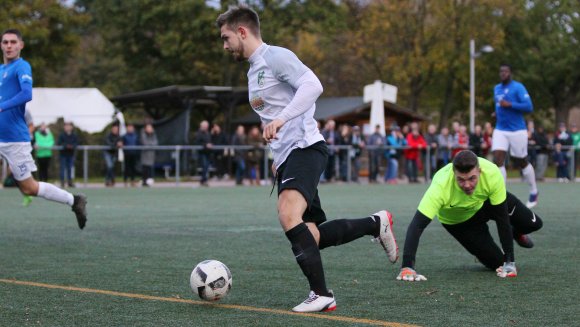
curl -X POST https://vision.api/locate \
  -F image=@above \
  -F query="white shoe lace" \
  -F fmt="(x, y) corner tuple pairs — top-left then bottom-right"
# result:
(303, 291), (319, 304)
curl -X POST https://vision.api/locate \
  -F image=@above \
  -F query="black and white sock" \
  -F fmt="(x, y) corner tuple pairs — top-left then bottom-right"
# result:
(285, 223), (331, 297)
(318, 216), (380, 250)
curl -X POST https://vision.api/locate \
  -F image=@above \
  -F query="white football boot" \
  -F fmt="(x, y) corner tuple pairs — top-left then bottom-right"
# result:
(373, 210), (399, 263)
(292, 290), (336, 313)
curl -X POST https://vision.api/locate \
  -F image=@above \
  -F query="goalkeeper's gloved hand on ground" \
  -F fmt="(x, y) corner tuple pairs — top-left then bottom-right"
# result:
(496, 262), (517, 278)
(396, 267), (427, 281)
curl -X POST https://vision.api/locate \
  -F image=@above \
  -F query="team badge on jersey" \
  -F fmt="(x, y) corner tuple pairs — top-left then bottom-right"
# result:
(250, 93), (265, 112)
(257, 70), (265, 87)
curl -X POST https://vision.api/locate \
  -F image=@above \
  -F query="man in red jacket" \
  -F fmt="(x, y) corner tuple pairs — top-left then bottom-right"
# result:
(404, 122), (427, 183)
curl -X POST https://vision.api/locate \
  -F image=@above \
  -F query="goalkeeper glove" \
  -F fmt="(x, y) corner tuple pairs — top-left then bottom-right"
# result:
(396, 267), (427, 281)
(496, 262), (517, 278)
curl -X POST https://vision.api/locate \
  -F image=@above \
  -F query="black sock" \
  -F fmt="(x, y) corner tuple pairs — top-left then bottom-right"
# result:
(318, 216), (380, 250)
(285, 223), (331, 297)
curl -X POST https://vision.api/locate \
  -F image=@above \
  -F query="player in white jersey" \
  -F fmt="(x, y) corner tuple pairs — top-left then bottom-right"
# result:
(217, 6), (398, 313)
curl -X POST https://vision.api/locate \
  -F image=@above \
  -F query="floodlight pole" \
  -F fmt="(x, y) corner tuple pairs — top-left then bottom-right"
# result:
(469, 39), (493, 133)
(469, 39), (476, 134)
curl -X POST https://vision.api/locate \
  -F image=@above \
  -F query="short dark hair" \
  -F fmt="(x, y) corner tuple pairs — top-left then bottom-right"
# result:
(2, 29), (23, 41)
(216, 6), (260, 37)
(499, 63), (512, 71)
(453, 150), (479, 173)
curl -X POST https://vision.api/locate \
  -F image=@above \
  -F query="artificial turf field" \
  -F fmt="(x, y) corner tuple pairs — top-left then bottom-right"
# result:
(0, 182), (578, 327)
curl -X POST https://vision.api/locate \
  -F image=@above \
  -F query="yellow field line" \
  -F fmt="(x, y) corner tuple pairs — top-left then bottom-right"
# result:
(0, 278), (418, 327)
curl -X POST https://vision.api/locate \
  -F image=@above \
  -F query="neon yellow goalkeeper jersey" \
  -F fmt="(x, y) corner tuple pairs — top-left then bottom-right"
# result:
(417, 158), (506, 225)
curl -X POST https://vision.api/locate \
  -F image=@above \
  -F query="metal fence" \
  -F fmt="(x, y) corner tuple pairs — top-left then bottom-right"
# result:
(1, 144), (577, 186)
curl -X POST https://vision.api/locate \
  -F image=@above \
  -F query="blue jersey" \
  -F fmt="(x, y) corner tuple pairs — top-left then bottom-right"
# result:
(493, 80), (533, 132)
(0, 58), (33, 142)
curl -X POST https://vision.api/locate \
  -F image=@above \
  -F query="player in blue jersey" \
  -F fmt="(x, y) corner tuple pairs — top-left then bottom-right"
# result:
(492, 64), (538, 211)
(0, 29), (87, 229)
(217, 6), (398, 313)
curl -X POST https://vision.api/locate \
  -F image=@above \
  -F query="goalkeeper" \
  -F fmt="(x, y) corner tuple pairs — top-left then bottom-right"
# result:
(397, 150), (543, 281)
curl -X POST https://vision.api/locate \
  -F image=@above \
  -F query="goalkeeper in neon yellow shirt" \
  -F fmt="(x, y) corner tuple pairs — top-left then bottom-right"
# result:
(398, 150), (543, 280)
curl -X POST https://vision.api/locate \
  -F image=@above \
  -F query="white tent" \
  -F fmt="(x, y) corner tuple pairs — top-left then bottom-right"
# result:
(26, 88), (118, 133)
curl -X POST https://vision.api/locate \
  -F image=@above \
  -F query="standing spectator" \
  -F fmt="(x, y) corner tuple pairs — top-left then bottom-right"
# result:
(350, 125), (365, 182)
(553, 142), (570, 182)
(385, 125), (405, 184)
(140, 123), (158, 187)
(246, 126), (263, 186)
(570, 123), (580, 180)
(210, 123), (229, 179)
(193, 120), (212, 186)
(437, 127), (453, 169)
(230, 125), (247, 185)
(34, 122), (54, 182)
(321, 120), (338, 182)
(336, 124), (351, 182)
(122, 123), (139, 187)
(452, 124), (469, 157)
(367, 124), (384, 183)
(405, 122), (427, 183)
(399, 124), (410, 179)
(492, 63), (537, 208)
(424, 124), (438, 175)
(483, 122), (494, 160)
(103, 124), (123, 187)
(554, 122), (573, 181)
(469, 124), (485, 157)
(57, 121), (79, 188)
(526, 121), (537, 167)
(531, 125), (550, 181)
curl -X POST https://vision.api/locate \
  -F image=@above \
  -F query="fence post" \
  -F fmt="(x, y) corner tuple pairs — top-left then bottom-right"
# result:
(347, 145), (352, 183)
(175, 145), (181, 186)
(425, 145), (431, 183)
(83, 147), (89, 187)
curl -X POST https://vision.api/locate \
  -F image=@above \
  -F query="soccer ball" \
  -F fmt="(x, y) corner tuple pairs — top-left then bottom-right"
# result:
(190, 260), (232, 301)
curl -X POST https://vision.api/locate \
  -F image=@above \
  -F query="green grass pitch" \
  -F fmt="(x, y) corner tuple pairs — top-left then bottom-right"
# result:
(0, 183), (578, 326)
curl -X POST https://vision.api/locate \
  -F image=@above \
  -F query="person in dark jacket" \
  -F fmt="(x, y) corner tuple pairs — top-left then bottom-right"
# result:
(193, 120), (212, 186)
(140, 123), (158, 186)
(122, 124), (139, 187)
(103, 124), (123, 187)
(57, 121), (79, 188)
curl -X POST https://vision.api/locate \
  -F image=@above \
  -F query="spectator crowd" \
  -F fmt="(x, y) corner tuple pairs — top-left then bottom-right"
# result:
(4, 119), (579, 188)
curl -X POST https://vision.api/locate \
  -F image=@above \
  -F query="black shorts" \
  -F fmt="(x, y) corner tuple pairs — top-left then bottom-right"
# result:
(276, 141), (328, 225)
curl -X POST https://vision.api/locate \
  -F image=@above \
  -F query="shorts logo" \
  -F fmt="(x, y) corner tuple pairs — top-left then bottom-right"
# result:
(17, 163), (28, 176)
(281, 177), (295, 184)
(257, 71), (265, 87)
(250, 94), (265, 112)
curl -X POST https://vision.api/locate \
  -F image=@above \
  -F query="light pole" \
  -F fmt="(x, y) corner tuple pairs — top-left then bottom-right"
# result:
(469, 39), (494, 133)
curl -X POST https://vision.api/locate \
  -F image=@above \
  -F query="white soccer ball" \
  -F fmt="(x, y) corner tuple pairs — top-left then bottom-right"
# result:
(190, 260), (232, 301)
(145, 178), (154, 186)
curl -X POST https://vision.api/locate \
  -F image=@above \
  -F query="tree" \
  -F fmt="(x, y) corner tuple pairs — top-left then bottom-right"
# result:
(0, 0), (87, 85)
(502, 0), (580, 126)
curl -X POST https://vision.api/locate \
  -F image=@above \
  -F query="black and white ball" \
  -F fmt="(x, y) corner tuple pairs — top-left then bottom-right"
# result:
(190, 260), (232, 301)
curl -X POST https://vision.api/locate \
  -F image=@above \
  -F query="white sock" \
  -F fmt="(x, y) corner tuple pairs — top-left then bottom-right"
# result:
(499, 165), (507, 184)
(522, 163), (538, 195)
(37, 182), (75, 206)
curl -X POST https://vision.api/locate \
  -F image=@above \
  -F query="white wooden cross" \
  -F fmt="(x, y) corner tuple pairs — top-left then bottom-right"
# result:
(363, 80), (397, 136)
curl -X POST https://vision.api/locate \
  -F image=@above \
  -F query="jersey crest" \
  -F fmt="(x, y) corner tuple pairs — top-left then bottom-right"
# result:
(257, 70), (265, 87)
(250, 93), (265, 112)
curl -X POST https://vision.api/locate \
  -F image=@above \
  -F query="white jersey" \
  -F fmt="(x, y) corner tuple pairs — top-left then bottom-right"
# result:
(247, 43), (324, 169)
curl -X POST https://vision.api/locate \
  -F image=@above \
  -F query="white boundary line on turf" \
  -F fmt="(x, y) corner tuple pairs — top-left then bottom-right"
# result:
(0, 278), (419, 327)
